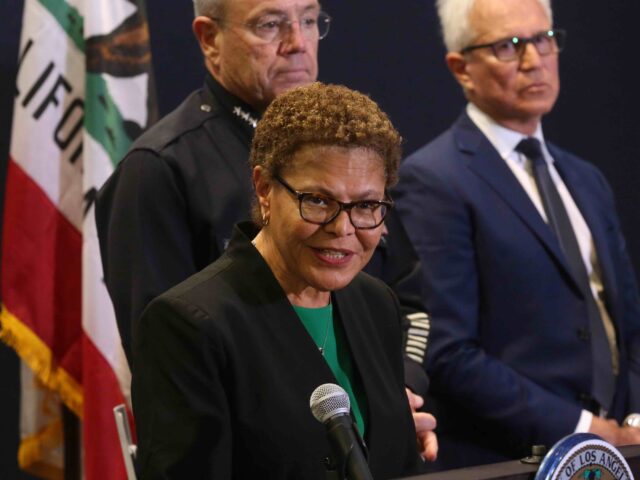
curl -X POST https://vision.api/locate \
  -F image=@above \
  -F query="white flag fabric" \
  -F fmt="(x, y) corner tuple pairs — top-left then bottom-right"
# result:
(1, 0), (155, 477)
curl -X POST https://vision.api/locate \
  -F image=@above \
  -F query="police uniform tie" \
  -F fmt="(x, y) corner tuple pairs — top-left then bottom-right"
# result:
(516, 137), (616, 413)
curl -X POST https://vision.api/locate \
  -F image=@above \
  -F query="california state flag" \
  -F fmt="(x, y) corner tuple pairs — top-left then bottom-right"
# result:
(1, 0), (155, 477)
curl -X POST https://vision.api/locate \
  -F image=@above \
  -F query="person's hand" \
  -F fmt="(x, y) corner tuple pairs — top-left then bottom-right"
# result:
(589, 415), (640, 446)
(406, 388), (438, 461)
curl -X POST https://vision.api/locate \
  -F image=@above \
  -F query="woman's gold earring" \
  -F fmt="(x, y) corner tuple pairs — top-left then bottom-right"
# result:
(262, 213), (270, 226)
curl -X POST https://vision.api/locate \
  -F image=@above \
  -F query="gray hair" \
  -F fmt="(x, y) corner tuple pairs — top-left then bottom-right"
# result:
(436, 0), (553, 52)
(193, 0), (225, 18)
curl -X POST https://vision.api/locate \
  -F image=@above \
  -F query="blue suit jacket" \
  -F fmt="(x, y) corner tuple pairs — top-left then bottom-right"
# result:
(394, 112), (640, 469)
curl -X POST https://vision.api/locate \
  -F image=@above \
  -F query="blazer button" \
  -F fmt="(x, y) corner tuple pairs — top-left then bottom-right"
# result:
(577, 328), (591, 341)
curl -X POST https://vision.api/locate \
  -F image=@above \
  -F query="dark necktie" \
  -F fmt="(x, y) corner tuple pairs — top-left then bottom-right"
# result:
(516, 137), (615, 413)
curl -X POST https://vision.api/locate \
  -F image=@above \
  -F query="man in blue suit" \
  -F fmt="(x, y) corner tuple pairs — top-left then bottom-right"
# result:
(394, 0), (640, 470)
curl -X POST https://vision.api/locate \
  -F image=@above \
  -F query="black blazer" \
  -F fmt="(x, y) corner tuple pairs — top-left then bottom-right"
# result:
(132, 223), (423, 479)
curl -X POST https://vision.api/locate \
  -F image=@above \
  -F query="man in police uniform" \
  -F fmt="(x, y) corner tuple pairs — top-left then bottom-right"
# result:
(96, 0), (327, 361)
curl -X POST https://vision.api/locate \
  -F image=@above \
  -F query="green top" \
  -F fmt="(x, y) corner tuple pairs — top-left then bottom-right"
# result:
(293, 303), (367, 436)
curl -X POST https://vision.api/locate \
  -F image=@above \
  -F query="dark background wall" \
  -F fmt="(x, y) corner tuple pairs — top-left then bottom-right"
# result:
(1, 0), (639, 476)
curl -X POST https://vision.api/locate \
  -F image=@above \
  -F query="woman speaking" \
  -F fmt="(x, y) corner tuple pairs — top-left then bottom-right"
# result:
(132, 83), (430, 478)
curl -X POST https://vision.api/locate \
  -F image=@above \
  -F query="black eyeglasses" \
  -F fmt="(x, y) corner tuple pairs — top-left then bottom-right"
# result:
(275, 176), (392, 230)
(212, 10), (331, 43)
(461, 29), (566, 62)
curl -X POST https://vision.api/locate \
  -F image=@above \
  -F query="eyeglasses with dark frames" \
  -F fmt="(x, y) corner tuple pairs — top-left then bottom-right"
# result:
(211, 10), (331, 43)
(275, 176), (392, 230)
(460, 29), (566, 62)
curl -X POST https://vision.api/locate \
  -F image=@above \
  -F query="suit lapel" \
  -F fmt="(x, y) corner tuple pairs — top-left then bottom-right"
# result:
(454, 114), (579, 288)
(551, 148), (619, 315)
(231, 228), (337, 398)
(332, 286), (392, 459)
(263, 296), (337, 387)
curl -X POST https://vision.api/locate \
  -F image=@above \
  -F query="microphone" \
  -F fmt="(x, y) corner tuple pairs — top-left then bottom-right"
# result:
(310, 384), (373, 480)
(623, 413), (640, 428)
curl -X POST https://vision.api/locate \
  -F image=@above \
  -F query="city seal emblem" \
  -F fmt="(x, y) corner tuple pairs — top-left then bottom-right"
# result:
(536, 433), (634, 480)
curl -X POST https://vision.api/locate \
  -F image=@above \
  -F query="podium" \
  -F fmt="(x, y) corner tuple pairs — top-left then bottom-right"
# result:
(402, 444), (640, 479)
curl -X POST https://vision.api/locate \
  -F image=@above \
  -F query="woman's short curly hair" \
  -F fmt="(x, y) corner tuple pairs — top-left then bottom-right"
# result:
(250, 82), (402, 186)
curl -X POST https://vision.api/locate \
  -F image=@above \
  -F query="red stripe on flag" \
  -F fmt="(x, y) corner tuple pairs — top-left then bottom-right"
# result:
(1, 158), (82, 383)
(83, 333), (131, 480)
